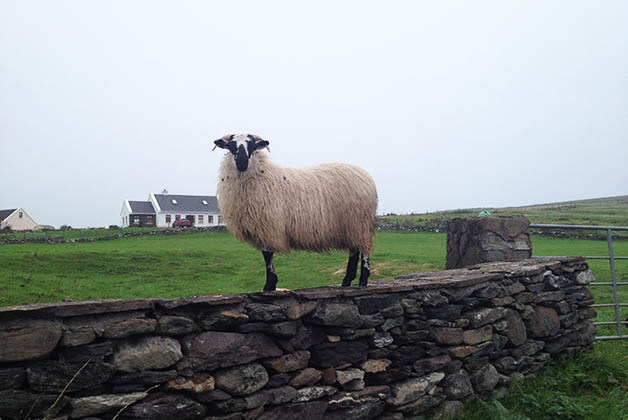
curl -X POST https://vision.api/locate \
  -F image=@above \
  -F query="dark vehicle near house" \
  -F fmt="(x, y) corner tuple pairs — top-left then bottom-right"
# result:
(172, 219), (192, 228)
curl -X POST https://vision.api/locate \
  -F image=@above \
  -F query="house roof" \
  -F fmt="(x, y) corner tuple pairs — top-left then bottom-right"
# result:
(128, 201), (156, 214)
(0, 209), (17, 221)
(153, 194), (220, 213)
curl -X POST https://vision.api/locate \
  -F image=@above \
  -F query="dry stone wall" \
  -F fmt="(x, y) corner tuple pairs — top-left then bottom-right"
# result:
(0, 257), (596, 420)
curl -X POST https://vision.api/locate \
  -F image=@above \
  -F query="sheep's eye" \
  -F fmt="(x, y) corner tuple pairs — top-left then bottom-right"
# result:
(247, 140), (256, 154)
(228, 142), (237, 154)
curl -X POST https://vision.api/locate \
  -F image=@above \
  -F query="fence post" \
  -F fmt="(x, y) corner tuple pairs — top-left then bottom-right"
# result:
(607, 229), (622, 337)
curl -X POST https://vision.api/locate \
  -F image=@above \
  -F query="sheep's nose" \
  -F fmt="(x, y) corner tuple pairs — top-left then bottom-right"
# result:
(235, 147), (249, 172)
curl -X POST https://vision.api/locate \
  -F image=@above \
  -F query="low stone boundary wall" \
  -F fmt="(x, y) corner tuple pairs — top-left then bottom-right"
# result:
(0, 257), (596, 419)
(0, 226), (227, 245)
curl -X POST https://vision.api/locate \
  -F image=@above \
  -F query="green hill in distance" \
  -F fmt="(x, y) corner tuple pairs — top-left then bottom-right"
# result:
(377, 195), (628, 229)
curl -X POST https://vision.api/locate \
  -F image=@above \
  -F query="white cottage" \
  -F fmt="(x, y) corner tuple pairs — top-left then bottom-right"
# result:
(121, 193), (223, 228)
(0, 208), (39, 231)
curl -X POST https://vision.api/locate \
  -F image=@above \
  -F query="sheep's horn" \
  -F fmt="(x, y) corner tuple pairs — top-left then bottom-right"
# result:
(212, 145), (217, 151)
(266, 146), (271, 152)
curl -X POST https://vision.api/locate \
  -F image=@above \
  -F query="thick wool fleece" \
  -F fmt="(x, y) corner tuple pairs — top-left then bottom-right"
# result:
(217, 151), (377, 255)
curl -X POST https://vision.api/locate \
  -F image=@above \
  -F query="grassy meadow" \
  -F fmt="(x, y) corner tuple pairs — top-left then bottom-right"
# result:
(378, 195), (628, 228)
(0, 230), (445, 306)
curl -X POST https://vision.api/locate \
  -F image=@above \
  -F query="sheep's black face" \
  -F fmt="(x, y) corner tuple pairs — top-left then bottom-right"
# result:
(235, 144), (249, 171)
(214, 134), (270, 173)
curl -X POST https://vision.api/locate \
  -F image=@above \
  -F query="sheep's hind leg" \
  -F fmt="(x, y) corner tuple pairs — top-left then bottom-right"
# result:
(341, 249), (360, 287)
(359, 253), (370, 287)
(262, 249), (278, 292)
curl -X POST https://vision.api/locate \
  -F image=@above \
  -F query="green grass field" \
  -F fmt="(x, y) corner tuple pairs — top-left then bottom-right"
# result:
(0, 230), (445, 305)
(378, 195), (628, 228)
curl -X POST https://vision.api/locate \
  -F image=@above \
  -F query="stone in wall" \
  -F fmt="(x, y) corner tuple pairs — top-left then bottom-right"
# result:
(70, 392), (148, 418)
(27, 360), (116, 393)
(0, 368), (25, 389)
(121, 392), (206, 419)
(112, 336), (182, 372)
(180, 331), (283, 371)
(0, 318), (62, 362)
(215, 362), (269, 396)
(0, 390), (68, 419)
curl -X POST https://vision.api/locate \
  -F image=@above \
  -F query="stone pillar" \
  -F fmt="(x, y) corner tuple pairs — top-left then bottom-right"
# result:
(446, 215), (532, 269)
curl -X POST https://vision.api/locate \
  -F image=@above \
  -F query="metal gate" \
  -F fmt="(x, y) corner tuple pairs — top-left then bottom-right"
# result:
(530, 224), (628, 341)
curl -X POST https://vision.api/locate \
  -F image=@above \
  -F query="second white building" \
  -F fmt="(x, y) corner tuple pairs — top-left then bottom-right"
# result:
(121, 193), (223, 228)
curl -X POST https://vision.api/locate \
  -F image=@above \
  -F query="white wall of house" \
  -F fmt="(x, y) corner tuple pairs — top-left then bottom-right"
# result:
(120, 201), (132, 228)
(156, 213), (169, 228)
(1, 208), (39, 231)
(156, 212), (223, 228)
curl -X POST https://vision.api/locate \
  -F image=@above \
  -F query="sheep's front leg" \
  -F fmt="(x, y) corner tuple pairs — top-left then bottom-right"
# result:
(359, 253), (370, 287)
(262, 249), (278, 291)
(341, 249), (360, 287)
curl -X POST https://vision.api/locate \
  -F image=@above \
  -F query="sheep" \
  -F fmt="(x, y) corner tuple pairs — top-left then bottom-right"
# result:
(213, 133), (378, 291)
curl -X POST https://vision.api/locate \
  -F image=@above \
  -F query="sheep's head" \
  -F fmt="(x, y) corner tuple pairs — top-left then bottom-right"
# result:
(213, 134), (270, 172)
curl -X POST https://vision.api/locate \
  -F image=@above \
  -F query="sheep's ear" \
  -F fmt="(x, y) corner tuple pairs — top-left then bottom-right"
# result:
(214, 139), (229, 149)
(254, 139), (270, 150)
(251, 135), (269, 150)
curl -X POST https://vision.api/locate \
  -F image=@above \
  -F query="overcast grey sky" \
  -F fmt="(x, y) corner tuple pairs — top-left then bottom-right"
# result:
(1, 1), (627, 228)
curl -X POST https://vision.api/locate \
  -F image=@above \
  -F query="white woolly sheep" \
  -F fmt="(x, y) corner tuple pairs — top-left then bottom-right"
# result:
(213, 134), (378, 291)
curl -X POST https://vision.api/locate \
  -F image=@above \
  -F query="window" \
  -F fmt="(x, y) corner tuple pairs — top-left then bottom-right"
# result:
(198, 215), (204, 224)
(218, 215), (223, 224)
(175, 215), (181, 221)
(134, 216), (140, 224)
(202, 200), (208, 205)
(171, 199), (178, 205)
(166, 215), (171, 223)
(18, 212), (23, 218)
(208, 215), (213, 224)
